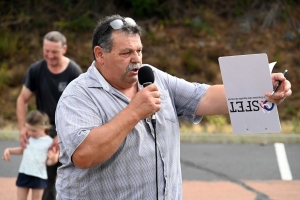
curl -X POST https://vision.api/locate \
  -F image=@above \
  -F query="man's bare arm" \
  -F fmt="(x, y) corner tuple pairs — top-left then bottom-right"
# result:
(196, 73), (292, 116)
(72, 84), (161, 169)
(16, 86), (33, 148)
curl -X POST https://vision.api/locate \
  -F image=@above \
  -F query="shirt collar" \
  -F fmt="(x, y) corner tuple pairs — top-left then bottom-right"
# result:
(89, 61), (110, 92)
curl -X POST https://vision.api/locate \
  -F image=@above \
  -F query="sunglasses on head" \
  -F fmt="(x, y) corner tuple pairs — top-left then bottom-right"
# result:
(109, 17), (137, 30)
(97, 17), (137, 47)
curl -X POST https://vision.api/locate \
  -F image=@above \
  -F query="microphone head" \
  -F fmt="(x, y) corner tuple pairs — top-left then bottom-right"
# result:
(138, 65), (155, 87)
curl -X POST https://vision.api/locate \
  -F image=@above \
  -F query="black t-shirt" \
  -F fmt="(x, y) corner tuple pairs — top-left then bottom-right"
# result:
(23, 59), (82, 126)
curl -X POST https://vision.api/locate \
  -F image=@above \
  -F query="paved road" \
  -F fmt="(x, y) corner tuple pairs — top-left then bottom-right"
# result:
(1, 140), (300, 200)
(181, 142), (300, 181)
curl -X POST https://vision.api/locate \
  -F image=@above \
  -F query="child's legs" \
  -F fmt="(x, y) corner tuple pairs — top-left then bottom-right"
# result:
(17, 187), (29, 200)
(31, 188), (44, 200)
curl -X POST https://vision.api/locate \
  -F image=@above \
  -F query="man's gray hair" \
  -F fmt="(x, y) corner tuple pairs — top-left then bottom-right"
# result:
(44, 31), (67, 46)
(92, 15), (142, 59)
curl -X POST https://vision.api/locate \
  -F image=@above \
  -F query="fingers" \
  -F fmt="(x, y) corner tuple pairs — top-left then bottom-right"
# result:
(129, 84), (161, 119)
(145, 83), (159, 92)
(141, 84), (160, 99)
(2, 152), (10, 161)
(146, 84), (161, 111)
(52, 146), (59, 154)
(265, 88), (291, 105)
(266, 73), (292, 105)
(19, 130), (29, 148)
(265, 96), (284, 105)
(49, 142), (60, 153)
(282, 80), (292, 96)
(286, 88), (292, 97)
(20, 139), (27, 149)
(271, 72), (287, 83)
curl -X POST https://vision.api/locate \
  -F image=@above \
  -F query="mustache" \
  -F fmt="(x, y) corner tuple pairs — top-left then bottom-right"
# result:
(126, 63), (142, 73)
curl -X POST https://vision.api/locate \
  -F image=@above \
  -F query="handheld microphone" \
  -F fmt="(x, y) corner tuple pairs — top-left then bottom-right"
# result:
(138, 65), (156, 122)
(138, 65), (158, 200)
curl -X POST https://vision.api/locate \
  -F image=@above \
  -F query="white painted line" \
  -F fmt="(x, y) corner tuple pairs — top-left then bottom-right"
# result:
(274, 143), (293, 181)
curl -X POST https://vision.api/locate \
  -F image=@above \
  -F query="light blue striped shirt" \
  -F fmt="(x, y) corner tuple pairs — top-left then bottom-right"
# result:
(55, 62), (209, 200)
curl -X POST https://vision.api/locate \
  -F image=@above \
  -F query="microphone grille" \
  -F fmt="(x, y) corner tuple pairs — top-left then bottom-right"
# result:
(138, 66), (154, 85)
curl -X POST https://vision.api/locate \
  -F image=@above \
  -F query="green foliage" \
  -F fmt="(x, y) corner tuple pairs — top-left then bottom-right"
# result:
(182, 50), (199, 73)
(279, 0), (298, 22)
(199, 21), (215, 36)
(33, 19), (48, 28)
(184, 17), (215, 36)
(206, 115), (228, 127)
(236, 38), (243, 46)
(128, 0), (168, 17)
(292, 113), (300, 133)
(233, 0), (252, 16)
(0, 63), (9, 90)
(28, 104), (36, 112)
(54, 14), (95, 32)
(0, 131), (19, 140)
(4, 109), (13, 120)
(144, 31), (164, 45)
(0, 32), (20, 58)
(286, 104), (296, 115)
(0, 0), (299, 126)
(156, 55), (170, 71)
(273, 51), (281, 63)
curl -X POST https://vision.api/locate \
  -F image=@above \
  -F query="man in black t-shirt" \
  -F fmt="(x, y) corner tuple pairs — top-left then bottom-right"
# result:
(16, 31), (82, 200)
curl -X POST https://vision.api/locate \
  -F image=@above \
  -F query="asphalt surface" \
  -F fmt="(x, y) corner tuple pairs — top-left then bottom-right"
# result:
(3, 140), (299, 180)
(180, 142), (300, 181)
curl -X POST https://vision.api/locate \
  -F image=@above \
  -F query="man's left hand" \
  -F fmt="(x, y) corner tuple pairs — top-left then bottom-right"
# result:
(265, 72), (292, 104)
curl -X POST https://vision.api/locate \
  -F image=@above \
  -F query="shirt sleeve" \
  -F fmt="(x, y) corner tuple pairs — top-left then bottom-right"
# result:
(23, 65), (36, 92)
(55, 82), (102, 162)
(152, 66), (210, 123)
(69, 60), (83, 79)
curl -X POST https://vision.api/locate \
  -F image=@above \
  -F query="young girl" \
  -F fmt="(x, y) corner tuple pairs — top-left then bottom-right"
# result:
(2, 110), (59, 200)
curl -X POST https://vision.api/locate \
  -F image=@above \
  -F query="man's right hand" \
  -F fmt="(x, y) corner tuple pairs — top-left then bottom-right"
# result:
(19, 126), (29, 148)
(129, 84), (161, 120)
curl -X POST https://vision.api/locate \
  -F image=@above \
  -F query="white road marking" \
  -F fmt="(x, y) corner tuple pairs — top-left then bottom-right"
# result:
(274, 143), (293, 181)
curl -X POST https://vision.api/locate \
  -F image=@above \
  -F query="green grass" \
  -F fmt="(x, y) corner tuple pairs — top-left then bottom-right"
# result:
(1, 119), (299, 143)
(0, 130), (19, 140)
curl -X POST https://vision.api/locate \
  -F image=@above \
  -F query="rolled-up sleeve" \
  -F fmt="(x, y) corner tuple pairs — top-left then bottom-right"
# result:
(55, 82), (102, 163)
(153, 67), (210, 123)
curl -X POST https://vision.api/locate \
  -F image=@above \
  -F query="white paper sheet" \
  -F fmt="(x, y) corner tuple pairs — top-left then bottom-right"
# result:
(218, 53), (281, 134)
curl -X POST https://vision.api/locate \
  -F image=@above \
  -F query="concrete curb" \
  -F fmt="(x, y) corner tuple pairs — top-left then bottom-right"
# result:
(1, 130), (300, 144)
(181, 133), (300, 144)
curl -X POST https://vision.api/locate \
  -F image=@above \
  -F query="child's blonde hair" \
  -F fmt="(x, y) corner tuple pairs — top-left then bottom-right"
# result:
(26, 110), (51, 135)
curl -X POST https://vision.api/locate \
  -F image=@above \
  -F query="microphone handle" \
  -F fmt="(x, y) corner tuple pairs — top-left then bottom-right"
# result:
(151, 114), (156, 126)
(142, 82), (156, 122)
(142, 82), (152, 87)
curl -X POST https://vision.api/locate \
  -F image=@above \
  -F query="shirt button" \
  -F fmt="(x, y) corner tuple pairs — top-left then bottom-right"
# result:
(146, 118), (150, 122)
(165, 174), (168, 177)
(161, 154), (164, 158)
(165, 193), (168, 196)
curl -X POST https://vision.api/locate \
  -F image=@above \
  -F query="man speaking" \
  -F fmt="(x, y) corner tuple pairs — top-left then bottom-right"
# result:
(55, 15), (291, 199)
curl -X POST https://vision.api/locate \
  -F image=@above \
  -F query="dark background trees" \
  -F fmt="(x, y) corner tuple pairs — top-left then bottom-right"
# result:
(0, 0), (299, 129)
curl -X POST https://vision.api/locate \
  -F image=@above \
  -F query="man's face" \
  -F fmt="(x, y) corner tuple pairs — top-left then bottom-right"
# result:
(43, 39), (66, 68)
(102, 31), (143, 89)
